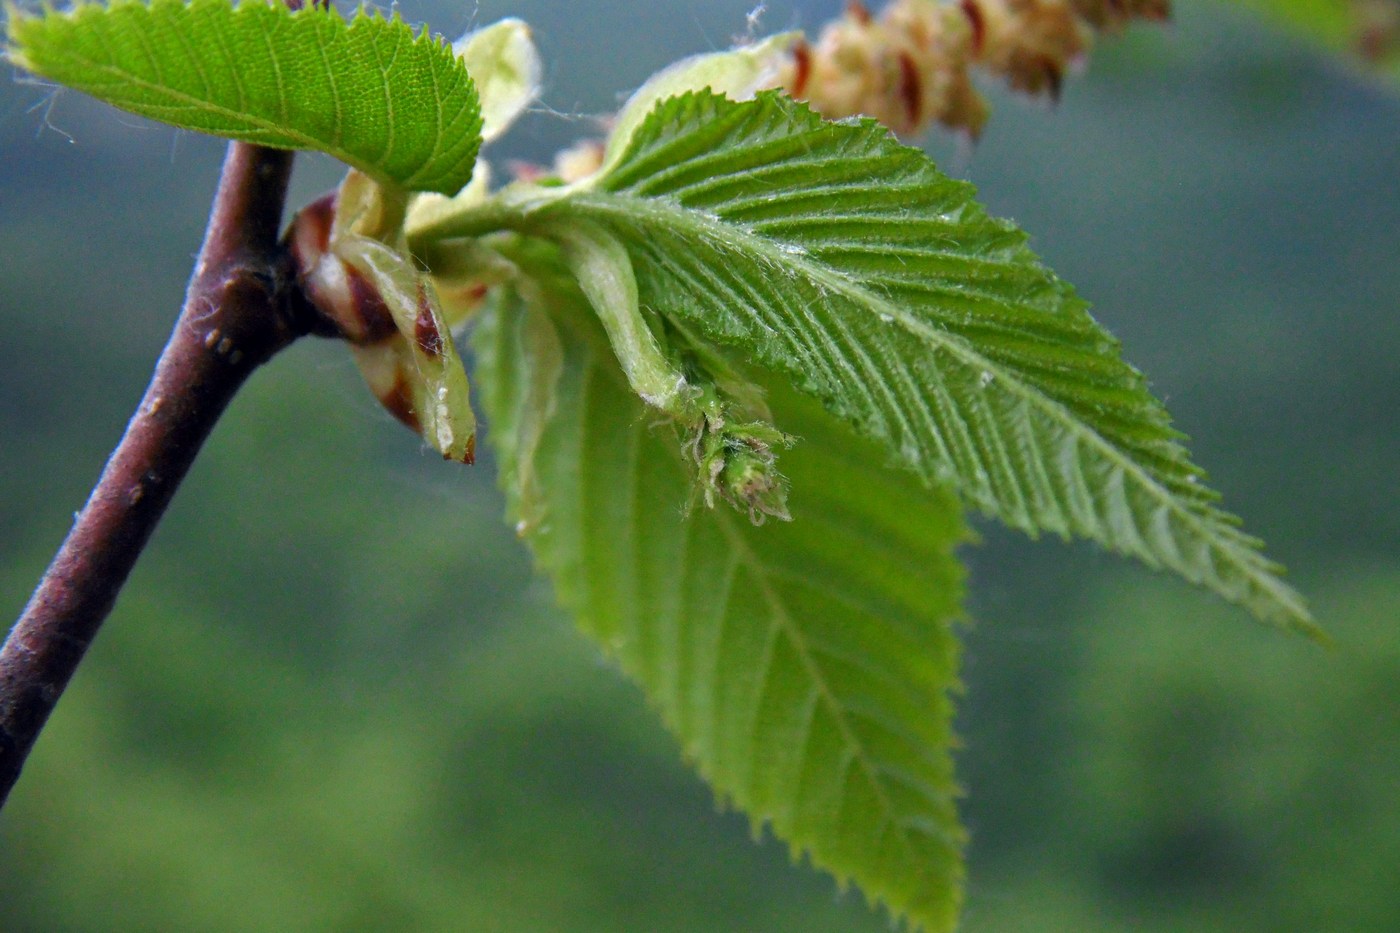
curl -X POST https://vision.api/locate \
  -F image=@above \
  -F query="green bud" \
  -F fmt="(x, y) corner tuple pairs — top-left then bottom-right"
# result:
(691, 414), (793, 525)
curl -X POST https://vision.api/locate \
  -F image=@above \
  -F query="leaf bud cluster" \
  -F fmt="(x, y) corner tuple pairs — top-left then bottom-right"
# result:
(666, 352), (792, 525)
(287, 173), (478, 464)
(689, 407), (794, 525)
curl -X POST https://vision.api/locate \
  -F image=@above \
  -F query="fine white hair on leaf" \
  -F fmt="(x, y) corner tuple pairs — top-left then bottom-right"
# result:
(17, 78), (75, 143)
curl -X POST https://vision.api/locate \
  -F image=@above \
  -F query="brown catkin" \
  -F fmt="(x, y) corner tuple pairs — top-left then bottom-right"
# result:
(779, 0), (1171, 138)
(780, 1), (986, 137)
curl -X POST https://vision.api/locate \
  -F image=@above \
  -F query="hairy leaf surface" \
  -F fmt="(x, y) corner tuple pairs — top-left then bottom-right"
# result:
(5, 0), (481, 194)
(474, 243), (971, 933)
(513, 90), (1313, 635)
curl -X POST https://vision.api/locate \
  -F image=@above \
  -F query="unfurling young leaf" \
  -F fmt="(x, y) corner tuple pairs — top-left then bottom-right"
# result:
(453, 16), (541, 144)
(4, 0), (483, 194)
(289, 172), (477, 462)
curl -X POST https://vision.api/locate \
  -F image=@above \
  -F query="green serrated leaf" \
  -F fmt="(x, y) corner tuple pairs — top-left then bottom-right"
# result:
(5, 0), (482, 194)
(474, 241), (971, 933)
(442, 90), (1314, 636)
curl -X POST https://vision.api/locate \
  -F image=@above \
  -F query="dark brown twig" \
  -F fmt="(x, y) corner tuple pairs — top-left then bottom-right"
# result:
(0, 141), (304, 806)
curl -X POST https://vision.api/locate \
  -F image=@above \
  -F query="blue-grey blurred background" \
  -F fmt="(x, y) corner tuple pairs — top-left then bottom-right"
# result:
(2, 1), (1398, 929)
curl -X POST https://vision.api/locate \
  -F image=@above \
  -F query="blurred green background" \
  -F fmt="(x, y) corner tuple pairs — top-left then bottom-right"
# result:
(2, 1), (1397, 929)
